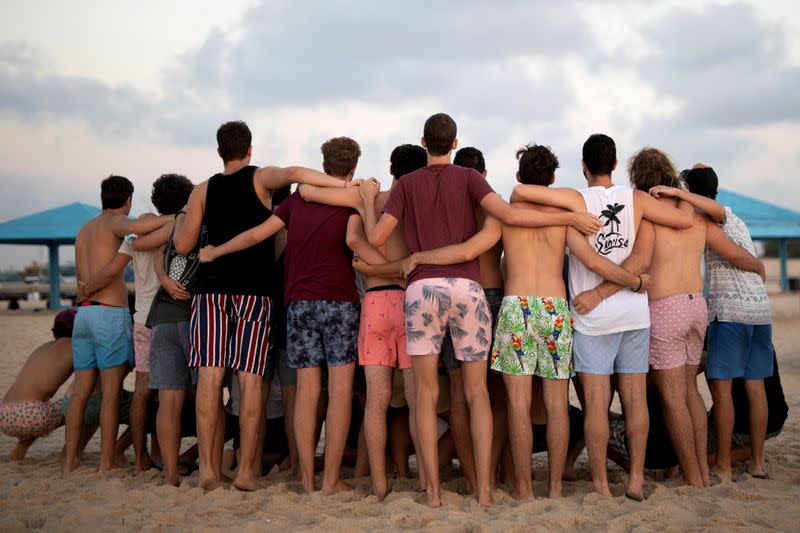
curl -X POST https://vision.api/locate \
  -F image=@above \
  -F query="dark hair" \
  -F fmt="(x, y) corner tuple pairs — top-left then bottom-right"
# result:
(454, 146), (486, 174)
(685, 165), (719, 200)
(151, 174), (193, 215)
(216, 121), (252, 163)
(321, 137), (361, 177)
(582, 134), (617, 176)
(423, 113), (457, 156)
(516, 144), (559, 186)
(627, 147), (679, 193)
(101, 175), (134, 209)
(390, 144), (427, 179)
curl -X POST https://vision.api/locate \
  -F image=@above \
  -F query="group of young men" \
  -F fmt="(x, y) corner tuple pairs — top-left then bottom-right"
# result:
(0, 112), (779, 508)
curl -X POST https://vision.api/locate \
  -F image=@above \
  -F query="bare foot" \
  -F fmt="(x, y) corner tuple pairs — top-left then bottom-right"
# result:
(561, 466), (577, 482)
(9, 439), (34, 461)
(321, 479), (354, 495)
(63, 458), (81, 476)
(592, 483), (613, 498)
(710, 465), (732, 482)
(199, 468), (222, 491)
(625, 489), (644, 502)
(510, 487), (534, 501)
(375, 487), (390, 502)
(547, 485), (563, 499)
(415, 490), (441, 508)
(233, 471), (259, 492)
(476, 489), (493, 507)
(746, 464), (769, 479)
(626, 473), (645, 501)
(134, 455), (153, 475)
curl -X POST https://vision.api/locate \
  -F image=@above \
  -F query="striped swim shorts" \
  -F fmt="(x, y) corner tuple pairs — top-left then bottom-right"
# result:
(189, 293), (271, 376)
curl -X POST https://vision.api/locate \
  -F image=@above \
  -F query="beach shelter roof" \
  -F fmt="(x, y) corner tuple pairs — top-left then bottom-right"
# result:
(717, 189), (800, 240)
(0, 202), (100, 245)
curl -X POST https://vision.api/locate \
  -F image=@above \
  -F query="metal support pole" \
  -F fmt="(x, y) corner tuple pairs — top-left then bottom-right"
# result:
(48, 243), (60, 309)
(778, 239), (789, 291)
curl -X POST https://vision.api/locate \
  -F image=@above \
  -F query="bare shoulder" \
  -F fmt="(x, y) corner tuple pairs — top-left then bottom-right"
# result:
(375, 190), (390, 212)
(511, 201), (567, 214)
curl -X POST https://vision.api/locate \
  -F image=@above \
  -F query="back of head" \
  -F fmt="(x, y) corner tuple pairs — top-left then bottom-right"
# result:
(52, 308), (76, 339)
(321, 137), (361, 177)
(217, 121), (252, 163)
(627, 147), (679, 193)
(684, 164), (719, 199)
(454, 146), (486, 174)
(151, 174), (194, 215)
(101, 175), (134, 209)
(582, 134), (616, 176)
(390, 144), (427, 179)
(516, 144), (559, 186)
(423, 113), (457, 156)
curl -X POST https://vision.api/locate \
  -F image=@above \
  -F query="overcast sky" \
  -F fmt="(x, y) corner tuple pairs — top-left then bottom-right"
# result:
(1, 0), (798, 269)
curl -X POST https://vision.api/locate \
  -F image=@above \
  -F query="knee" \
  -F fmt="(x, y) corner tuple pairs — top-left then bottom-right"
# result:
(507, 395), (531, 416)
(366, 391), (391, 412)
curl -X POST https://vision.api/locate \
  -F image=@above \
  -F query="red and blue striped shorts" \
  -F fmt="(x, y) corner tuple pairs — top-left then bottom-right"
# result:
(189, 293), (271, 376)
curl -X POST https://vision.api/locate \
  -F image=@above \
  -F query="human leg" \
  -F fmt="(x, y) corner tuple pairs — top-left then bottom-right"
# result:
(131, 371), (152, 473)
(685, 365), (710, 485)
(503, 373), (533, 499)
(321, 362), (355, 494)
(413, 355), (442, 507)
(295, 367), (322, 493)
(460, 360), (493, 506)
(447, 368), (476, 493)
(195, 366), (225, 489)
(234, 371), (264, 491)
(363, 365), (393, 499)
(98, 365), (127, 471)
(579, 373), (612, 496)
(709, 379), (734, 479)
(617, 373), (649, 499)
(542, 377), (570, 497)
(401, 368), (426, 490)
(744, 379), (768, 476)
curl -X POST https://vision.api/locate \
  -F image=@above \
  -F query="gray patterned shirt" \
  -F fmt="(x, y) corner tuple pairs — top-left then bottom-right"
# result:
(705, 207), (771, 325)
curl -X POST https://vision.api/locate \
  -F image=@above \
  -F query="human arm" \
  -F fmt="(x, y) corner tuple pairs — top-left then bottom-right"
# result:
(198, 215), (286, 263)
(79, 250), (132, 300)
(399, 216), (502, 279)
(154, 245), (190, 300)
(572, 220), (655, 314)
(346, 214), (390, 265)
(255, 165), (363, 191)
(705, 219), (765, 281)
(510, 185), (586, 212)
(298, 184), (364, 209)
(110, 212), (171, 239)
(480, 193), (602, 235)
(352, 257), (404, 278)
(634, 189), (694, 229)
(132, 221), (174, 251)
(173, 182), (206, 255)
(649, 185), (726, 223)
(565, 227), (652, 292)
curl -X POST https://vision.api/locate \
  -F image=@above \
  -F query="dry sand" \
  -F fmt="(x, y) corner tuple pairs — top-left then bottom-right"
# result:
(1, 295), (799, 532)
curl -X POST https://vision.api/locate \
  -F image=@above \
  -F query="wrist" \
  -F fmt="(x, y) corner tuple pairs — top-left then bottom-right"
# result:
(632, 275), (643, 292)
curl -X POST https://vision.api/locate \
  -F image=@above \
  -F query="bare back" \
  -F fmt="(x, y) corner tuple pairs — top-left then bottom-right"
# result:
(2, 338), (74, 403)
(367, 191), (411, 289)
(475, 207), (503, 290)
(75, 213), (129, 307)
(503, 202), (567, 298)
(647, 199), (707, 300)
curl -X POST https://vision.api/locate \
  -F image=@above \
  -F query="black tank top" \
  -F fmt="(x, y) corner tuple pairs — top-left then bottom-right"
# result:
(198, 165), (274, 295)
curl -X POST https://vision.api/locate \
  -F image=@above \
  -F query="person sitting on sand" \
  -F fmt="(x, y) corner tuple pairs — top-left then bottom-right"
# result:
(0, 310), (77, 460)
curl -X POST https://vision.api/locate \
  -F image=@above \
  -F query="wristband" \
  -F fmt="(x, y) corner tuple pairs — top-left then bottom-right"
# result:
(634, 275), (643, 293)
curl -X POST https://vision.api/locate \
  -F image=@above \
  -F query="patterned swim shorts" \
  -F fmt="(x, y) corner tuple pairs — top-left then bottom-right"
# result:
(490, 296), (574, 379)
(0, 400), (64, 440)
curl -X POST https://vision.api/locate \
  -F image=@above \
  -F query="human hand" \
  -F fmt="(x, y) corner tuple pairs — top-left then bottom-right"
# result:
(358, 179), (380, 202)
(757, 260), (766, 283)
(400, 254), (419, 279)
(571, 212), (603, 235)
(352, 258), (375, 276)
(649, 185), (684, 199)
(162, 277), (190, 300)
(572, 289), (601, 314)
(198, 245), (217, 263)
(77, 281), (92, 301)
(632, 274), (653, 293)
(347, 178), (365, 188)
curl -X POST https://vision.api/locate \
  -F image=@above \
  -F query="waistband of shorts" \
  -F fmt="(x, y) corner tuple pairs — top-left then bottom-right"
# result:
(80, 300), (124, 308)
(649, 292), (705, 304)
(503, 295), (569, 305)
(366, 284), (405, 293)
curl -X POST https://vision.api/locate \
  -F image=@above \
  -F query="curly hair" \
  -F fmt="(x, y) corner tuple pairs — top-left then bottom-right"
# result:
(151, 173), (194, 215)
(516, 144), (559, 185)
(627, 147), (679, 193)
(321, 137), (361, 177)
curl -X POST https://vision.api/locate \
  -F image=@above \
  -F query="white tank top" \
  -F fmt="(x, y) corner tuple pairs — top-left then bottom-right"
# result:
(568, 185), (650, 335)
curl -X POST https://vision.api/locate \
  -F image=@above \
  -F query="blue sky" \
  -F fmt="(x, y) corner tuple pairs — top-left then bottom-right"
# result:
(0, 0), (798, 268)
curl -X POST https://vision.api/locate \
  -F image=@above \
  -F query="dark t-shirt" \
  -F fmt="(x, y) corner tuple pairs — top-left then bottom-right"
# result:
(274, 192), (359, 304)
(382, 164), (494, 284)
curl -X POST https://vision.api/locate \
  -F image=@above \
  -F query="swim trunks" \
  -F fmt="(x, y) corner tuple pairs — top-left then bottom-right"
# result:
(442, 287), (503, 372)
(706, 321), (774, 380)
(0, 401), (64, 440)
(133, 322), (151, 373)
(648, 292), (706, 370)
(573, 328), (650, 375)
(404, 278), (492, 362)
(61, 390), (133, 426)
(490, 296), (574, 378)
(358, 288), (410, 369)
(189, 293), (271, 376)
(149, 321), (191, 390)
(286, 300), (359, 368)
(72, 305), (134, 371)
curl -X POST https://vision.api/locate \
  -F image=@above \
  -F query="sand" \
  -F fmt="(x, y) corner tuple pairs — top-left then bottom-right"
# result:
(1, 294), (799, 532)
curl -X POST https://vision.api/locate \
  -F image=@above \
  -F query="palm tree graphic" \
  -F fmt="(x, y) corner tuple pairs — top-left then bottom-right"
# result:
(600, 203), (625, 233)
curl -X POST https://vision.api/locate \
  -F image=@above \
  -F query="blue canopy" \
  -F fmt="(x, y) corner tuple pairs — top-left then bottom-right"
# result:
(0, 202), (100, 308)
(717, 189), (800, 240)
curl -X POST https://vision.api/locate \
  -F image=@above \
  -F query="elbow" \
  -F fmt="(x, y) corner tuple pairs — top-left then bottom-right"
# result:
(174, 239), (191, 256)
(297, 184), (310, 201)
(367, 234), (381, 248)
(345, 233), (359, 251)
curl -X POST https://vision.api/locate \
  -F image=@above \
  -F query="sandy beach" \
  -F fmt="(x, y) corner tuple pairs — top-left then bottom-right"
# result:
(0, 290), (799, 531)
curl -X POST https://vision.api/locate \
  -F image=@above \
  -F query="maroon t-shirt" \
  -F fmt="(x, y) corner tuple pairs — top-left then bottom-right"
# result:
(382, 164), (494, 283)
(274, 192), (359, 304)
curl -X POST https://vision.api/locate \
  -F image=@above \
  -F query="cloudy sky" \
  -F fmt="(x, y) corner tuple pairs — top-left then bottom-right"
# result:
(1, 0), (798, 269)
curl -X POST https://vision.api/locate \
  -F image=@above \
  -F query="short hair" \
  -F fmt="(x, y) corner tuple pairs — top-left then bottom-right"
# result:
(101, 175), (134, 209)
(321, 137), (361, 177)
(389, 144), (427, 179)
(684, 165), (719, 200)
(627, 147), (680, 193)
(151, 174), (194, 215)
(582, 134), (617, 176)
(423, 113), (457, 156)
(216, 121), (252, 163)
(454, 147), (486, 174)
(516, 144), (560, 186)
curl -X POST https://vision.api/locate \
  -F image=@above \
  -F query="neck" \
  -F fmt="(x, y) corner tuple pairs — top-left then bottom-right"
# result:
(223, 158), (250, 175)
(102, 206), (129, 217)
(587, 174), (613, 188)
(427, 153), (451, 166)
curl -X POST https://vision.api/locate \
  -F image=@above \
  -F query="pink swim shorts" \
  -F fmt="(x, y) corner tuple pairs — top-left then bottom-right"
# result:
(133, 322), (151, 373)
(358, 288), (411, 369)
(648, 292), (707, 370)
